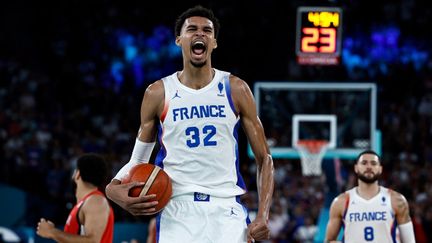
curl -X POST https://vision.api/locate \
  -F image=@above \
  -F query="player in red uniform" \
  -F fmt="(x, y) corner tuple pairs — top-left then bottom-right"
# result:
(36, 153), (114, 243)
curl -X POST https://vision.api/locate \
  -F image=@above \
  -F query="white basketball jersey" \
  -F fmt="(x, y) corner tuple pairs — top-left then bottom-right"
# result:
(343, 186), (399, 243)
(154, 69), (246, 197)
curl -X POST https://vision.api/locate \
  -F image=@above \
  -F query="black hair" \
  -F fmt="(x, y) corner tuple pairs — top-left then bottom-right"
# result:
(174, 5), (220, 39)
(355, 150), (381, 164)
(77, 153), (108, 188)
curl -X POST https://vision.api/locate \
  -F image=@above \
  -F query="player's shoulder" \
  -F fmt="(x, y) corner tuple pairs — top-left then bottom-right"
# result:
(330, 192), (350, 210)
(388, 189), (408, 206)
(147, 79), (164, 92)
(334, 192), (349, 204)
(144, 79), (165, 98)
(145, 71), (178, 96)
(227, 74), (251, 96)
(228, 73), (246, 85)
(328, 192), (349, 217)
(83, 193), (110, 211)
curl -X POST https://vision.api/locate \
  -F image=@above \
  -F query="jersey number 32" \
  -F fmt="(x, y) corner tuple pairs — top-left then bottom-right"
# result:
(185, 125), (217, 148)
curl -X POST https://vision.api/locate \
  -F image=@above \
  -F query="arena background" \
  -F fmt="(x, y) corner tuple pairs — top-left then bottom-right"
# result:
(1, 0), (431, 242)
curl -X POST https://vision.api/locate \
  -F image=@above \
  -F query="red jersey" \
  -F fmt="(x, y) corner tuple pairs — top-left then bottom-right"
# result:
(64, 190), (114, 243)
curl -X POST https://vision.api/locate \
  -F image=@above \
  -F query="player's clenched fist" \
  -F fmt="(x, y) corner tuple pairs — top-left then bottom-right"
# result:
(247, 217), (270, 242)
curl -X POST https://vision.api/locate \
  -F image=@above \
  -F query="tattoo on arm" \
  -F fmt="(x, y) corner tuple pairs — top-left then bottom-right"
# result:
(396, 195), (410, 222)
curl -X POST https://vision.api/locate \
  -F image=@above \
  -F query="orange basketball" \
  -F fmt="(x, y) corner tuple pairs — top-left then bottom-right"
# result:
(121, 163), (172, 213)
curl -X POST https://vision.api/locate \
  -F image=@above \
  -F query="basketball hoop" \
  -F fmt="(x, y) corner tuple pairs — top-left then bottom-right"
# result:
(296, 140), (328, 176)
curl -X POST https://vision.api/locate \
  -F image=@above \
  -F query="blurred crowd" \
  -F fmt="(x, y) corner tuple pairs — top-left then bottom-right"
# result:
(1, 0), (432, 242)
(2, 50), (432, 243)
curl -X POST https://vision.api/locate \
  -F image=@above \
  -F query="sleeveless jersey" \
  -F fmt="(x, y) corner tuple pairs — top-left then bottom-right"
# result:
(155, 69), (246, 197)
(64, 190), (114, 243)
(342, 186), (399, 243)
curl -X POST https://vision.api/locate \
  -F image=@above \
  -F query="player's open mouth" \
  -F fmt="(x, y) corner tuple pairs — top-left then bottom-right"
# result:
(191, 41), (206, 55)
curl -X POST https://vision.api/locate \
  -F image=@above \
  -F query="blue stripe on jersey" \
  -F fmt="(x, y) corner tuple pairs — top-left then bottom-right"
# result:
(391, 220), (398, 243)
(155, 124), (166, 169)
(156, 213), (161, 243)
(342, 221), (345, 243)
(233, 120), (246, 190)
(224, 76), (237, 116)
(342, 194), (349, 243)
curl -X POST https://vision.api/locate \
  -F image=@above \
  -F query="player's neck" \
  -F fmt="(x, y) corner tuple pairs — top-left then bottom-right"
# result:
(76, 182), (98, 201)
(356, 182), (380, 200)
(178, 66), (215, 89)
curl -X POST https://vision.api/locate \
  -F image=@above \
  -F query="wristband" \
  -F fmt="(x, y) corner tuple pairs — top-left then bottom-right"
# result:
(113, 139), (155, 180)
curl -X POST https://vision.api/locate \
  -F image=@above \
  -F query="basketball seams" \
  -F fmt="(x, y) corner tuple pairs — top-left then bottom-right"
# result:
(139, 166), (161, 197)
(123, 163), (172, 213)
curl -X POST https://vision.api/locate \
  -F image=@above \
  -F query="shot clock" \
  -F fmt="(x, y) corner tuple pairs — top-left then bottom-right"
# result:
(295, 7), (343, 65)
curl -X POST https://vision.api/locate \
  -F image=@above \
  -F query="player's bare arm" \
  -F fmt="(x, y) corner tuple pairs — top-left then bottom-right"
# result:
(79, 195), (111, 242)
(106, 80), (164, 215)
(137, 80), (165, 142)
(37, 195), (111, 243)
(231, 75), (274, 241)
(390, 191), (416, 243)
(391, 190), (411, 224)
(325, 193), (346, 242)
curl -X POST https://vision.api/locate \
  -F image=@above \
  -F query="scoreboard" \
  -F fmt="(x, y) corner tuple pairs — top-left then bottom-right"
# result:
(295, 7), (343, 65)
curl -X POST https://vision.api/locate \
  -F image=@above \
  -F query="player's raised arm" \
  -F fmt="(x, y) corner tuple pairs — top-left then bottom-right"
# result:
(325, 194), (345, 242)
(230, 75), (274, 241)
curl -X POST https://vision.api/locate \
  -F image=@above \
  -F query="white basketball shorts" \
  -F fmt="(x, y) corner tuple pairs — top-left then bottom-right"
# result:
(155, 192), (250, 243)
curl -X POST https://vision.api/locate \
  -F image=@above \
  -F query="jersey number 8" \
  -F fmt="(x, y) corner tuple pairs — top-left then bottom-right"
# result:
(364, 226), (374, 241)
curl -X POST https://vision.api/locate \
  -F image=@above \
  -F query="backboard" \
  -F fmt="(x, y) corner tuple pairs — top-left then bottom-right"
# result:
(249, 82), (380, 159)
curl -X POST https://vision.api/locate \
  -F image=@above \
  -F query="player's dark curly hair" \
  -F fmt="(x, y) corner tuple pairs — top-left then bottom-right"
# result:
(355, 150), (381, 164)
(175, 5), (220, 39)
(77, 153), (108, 188)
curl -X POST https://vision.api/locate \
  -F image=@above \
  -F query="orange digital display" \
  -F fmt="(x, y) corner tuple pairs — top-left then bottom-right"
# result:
(296, 7), (342, 65)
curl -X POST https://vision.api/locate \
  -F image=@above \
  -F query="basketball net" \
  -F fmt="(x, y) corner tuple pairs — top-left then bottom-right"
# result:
(296, 140), (328, 176)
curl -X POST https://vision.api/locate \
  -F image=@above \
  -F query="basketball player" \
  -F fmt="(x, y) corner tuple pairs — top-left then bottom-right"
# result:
(325, 150), (416, 243)
(36, 153), (114, 243)
(105, 5), (274, 243)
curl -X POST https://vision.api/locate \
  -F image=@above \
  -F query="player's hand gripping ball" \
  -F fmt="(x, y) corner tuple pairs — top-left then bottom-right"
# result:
(122, 163), (172, 213)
